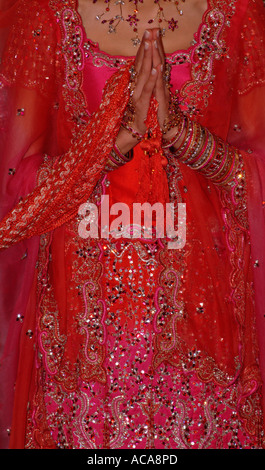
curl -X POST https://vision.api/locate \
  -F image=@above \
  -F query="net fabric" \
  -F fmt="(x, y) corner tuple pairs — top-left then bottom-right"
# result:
(2, 0), (265, 247)
(225, 0), (265, 419)
(0, 0), (63, 448)
(0, 66), (131, 248)
(0, 0), (265, 448)
(0, 0), (59, 97)
(236, 0), (265, 96)
(0, 0), (131, 448)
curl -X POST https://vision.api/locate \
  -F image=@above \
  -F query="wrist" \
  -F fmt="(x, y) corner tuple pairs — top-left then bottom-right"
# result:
(104, 133), (134, 172)
(115, 126), (142, 154)
(162, 118), (187, 151)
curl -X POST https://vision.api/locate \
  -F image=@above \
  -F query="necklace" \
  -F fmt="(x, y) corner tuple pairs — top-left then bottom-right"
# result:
(95, 0), (186, 46)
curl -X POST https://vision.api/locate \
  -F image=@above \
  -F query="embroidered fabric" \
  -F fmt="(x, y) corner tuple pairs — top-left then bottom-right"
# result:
(0, 0), (265, 449)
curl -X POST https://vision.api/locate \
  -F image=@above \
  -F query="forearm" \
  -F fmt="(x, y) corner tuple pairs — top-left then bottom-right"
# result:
(103, 126), (141, 172)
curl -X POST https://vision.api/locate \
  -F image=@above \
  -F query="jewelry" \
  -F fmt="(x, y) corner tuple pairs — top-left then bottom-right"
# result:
(121, 121), (144, 140)
(114, 142), (133, 162)
(95, 0), (186, 47)
(164, 116), (241, 186)
(162, 116), (186, 149)
(173, 119), (196, 158)
(105, 144), (133, 171)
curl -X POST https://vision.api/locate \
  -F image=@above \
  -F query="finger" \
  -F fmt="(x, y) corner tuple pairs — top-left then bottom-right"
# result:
(153, 63), (167, 103)
(152, 29), (166, 68)
(133, 39), (153, 101)
(140, 66), (159, 108)
(153, 64), (170, 129)
(152, 39), (164, 71)
(134, 30), (152, 73)
(134, 67), (158, 130)
(152, 34), (170, 102)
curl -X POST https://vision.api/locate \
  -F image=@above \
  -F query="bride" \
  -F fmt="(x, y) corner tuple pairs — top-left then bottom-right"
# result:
(0, 0), (265, 449)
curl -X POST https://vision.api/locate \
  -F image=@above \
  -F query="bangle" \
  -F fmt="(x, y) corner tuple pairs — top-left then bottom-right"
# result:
(209, 147), (236, 184)
(198, 135), (216, 169)
(121, 121), (144, 141)
(161, 114), (243, 187)
(162, 116), (187, 150)
(177, 120), (198, 159)
(204, 143), (227, 177)
(191, 130), (215, 169)
(113, 142), (132, 163)
(105, 144), (133, 172)
(183, 123), (205, 165)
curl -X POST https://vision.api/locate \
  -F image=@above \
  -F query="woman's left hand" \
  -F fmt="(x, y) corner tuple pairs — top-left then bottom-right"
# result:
(150, 29), (170, 131)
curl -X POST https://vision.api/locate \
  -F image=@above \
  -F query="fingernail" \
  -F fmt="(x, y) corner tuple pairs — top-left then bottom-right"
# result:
(154, 40), (158, 48)
(144, 30), (151, 38)
(144, 41), (149, 50)
(151, 68), (157, 75)
(157, 30), (160, 38)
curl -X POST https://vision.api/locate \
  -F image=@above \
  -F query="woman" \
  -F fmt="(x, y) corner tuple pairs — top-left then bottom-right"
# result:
(0, 0), (265, 449)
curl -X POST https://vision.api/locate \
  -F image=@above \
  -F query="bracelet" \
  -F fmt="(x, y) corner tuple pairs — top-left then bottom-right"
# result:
(183, 123), (205, 165)
(176, 120), (198, 159)
(113, 142), (132, 163)
(204, 143), (227, 178)
(203, 140), (227, 176)
(191, 131), (216, 170)
(121, 121), (144, 141)
(163, 116), (241, 186)
(209, 147), (236, 184)
(197, 136), (216, 170)
(162, 116), (187, 150)
(104, 144), (133, 172)
(162, 109), (182, 135)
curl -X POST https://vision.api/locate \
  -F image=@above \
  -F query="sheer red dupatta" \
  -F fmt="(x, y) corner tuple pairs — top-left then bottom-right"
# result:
(174, 0), (265, 420)
(184, 0), (265, 423)
(0, 0), (130, 448)
(1, 0), (265, 448)
(206, 0), (265, 417)
(0, 0), (60, 448)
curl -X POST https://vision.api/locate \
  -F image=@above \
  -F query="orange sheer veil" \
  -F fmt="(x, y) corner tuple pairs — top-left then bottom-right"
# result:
(1, 0), (265, 448)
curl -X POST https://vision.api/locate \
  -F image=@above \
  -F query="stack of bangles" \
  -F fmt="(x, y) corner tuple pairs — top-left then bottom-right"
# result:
(104, 121), (144, 172)
(162, 114), (242, 186)
(106, 112), (243, 187)
(105, 142), (134, 172)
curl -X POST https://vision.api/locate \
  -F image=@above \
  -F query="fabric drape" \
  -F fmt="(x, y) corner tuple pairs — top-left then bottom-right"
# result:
(0, 0), (265, 449)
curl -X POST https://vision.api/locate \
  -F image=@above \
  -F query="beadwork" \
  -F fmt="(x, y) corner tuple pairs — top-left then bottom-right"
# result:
(94, 0), (187, 46)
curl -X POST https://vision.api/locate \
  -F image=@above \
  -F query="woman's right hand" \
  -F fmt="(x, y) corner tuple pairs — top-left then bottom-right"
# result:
(115, 30), (162, 154)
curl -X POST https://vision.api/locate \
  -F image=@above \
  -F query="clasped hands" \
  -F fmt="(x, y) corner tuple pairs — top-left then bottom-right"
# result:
(116, 28), (180, 155)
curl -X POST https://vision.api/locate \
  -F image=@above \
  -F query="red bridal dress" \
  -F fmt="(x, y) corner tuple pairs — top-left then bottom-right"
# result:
(0, 0), (265, 449)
